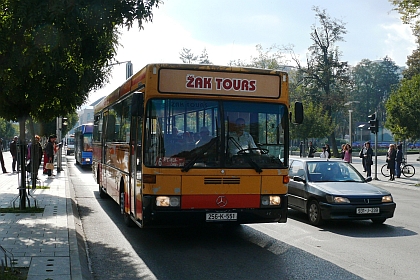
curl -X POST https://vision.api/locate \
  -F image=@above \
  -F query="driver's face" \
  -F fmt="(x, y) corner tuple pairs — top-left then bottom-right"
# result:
(236, 121), (245, 134)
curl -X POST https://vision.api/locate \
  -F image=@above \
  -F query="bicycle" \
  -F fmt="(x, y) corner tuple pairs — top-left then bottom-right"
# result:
(381, 158), (416, 178)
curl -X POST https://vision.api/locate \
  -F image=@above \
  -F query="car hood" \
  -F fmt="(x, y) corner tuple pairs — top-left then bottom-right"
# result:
(309, 182), (390, 196)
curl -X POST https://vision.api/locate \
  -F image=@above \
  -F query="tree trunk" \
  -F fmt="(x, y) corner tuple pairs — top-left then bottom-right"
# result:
(19, 118), (27, 209)
(328, 132), (339, 158)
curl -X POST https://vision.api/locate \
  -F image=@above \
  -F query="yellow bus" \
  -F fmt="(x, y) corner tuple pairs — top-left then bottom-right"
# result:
(92, 63), (303, 228)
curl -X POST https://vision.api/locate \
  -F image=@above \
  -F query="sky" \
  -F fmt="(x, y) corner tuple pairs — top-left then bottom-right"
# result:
(85, 0), (417, 106)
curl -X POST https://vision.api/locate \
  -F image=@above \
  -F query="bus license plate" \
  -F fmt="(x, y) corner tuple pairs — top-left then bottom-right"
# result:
(356, 207), (380, 214)
(206, 213), (237, 221)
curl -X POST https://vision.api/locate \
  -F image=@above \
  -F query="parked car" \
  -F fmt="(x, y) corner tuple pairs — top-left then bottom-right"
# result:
(288, 158), (396, 226)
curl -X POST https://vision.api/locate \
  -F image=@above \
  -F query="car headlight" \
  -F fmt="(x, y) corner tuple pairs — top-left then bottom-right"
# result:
(382, 195), (393, 203)
(156, 196), (180, 207)
(326, 195), (350, 203)
(261, 195), (281, 206)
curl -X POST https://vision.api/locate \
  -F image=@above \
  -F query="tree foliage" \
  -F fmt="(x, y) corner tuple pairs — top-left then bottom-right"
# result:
(179, 48), (198, 64)
(179, 48), (212, 64)
(0, 0), (160, 123)
(385, 74), (420, 140)
(350, 57), (400, 124)
(0, 118), (16, 140)
(287, 6), (350, 156)
(290, 101), (334, 141)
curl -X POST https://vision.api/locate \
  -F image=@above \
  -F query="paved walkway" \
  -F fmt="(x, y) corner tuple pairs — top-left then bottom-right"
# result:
(0, 152), (82, 280)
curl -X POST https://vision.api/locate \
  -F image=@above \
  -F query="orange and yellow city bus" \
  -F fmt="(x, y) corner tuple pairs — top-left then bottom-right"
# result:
(92, 63), (303, 228)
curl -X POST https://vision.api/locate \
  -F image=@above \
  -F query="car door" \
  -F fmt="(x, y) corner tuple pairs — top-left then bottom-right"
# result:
(288, 160), (306, 211)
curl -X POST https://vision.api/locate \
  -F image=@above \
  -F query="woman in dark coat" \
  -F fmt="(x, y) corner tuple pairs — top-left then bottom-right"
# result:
(386, 144), (397, 181)
(45, 135), (57, 178)
(364, 142), (374, 178)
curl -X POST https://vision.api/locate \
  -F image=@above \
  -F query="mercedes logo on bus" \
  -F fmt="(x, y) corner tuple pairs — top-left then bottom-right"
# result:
(216, 196), (228, 207)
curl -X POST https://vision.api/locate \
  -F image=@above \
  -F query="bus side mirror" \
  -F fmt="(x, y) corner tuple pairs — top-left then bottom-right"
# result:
(131, 92), (144, 117)
(293, 102), (304, 124)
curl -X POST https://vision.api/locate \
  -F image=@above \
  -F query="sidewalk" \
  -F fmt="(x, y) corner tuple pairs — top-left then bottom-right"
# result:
(0, 152), (82, 280)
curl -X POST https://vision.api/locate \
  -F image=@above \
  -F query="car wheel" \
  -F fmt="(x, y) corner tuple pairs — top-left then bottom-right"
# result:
(308, 200), (323, 226)
(371, 218), (386, 225)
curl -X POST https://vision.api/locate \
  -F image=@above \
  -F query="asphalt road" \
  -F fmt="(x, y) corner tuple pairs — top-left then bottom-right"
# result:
(66, 153), (420, 280)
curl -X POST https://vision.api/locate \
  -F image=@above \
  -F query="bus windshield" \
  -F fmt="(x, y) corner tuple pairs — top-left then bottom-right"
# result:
(144, 98), (288, 170)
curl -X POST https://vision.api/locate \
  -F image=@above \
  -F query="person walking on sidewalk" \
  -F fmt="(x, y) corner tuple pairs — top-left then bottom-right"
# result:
(364, 142), (373, 178)
(27, 135), (43, 180)
(395, 143), (403, 178)
(45, 134), (57, 179)
(10, 136), (18, 172)
(386, 144), (397, 181)
(0, 138), (8, 173)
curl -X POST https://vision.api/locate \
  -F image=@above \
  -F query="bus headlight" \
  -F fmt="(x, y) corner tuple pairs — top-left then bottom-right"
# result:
(156, 196), (180, 207)
(261, 195), (281, 206)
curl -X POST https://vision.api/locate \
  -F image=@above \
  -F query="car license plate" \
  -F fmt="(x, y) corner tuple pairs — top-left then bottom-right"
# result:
(206, 213), (237, 221)
(356, 207), (380, 214)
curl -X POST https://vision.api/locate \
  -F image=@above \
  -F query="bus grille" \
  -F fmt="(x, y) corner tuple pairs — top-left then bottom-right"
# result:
(204, 177), (240, 184)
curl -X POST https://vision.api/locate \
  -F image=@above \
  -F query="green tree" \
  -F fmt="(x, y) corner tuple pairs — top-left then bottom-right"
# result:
(0, 118), (15, 140)
(287, 7), (351, 156)
(0, 0), (160, 208)
(350, 57), (400, 128)
(390, 0), (420, 78)
(385, 74), (420, 140)
(290, 101), (333, 141)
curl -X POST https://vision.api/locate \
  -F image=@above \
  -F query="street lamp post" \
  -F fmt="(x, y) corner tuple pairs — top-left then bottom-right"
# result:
(344, 101), (360, 146)
(348, 110), (353, 145)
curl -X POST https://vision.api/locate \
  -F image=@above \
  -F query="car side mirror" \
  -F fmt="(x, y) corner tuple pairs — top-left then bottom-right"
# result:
(293, 176), (306, 183)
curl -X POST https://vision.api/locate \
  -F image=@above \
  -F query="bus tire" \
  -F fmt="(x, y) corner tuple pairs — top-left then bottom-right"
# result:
(99, 185), (107, 199)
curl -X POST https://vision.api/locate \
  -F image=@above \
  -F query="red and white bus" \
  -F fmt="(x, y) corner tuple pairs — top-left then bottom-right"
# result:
(92, 63), (303, 228)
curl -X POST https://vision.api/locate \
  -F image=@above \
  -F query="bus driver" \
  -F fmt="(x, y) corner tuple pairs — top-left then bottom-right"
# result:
(228, 118), (259, 155)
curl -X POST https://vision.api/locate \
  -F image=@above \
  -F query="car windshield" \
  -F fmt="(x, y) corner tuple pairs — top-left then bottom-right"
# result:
(306, 161), (364, 182)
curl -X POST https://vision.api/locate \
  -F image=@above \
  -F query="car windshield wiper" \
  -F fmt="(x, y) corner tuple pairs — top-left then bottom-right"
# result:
(180, 137), (218, 172)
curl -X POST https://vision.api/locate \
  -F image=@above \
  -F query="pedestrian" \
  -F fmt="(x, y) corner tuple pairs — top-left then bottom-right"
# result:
(320, 146), (329, 158)
(386, 144), (397, 181)
(364, 142), (373, 178)
(325, 143), (331, 159)
(45, 134), (57, 179)
(343, 143), (352, 163)
(395, 144), (403, 178)
(0, 138), (8, 173)
(308, 141), (316, 158)
(359, 142), (367, 172)
(340, 144), (346, 160)
(27, 135), (43, 180)
(9, 136), (18, 172)
(299, 141), (304, 157)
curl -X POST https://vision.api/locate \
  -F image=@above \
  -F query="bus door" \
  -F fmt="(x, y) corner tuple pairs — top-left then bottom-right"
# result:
(130, 116), (143, 222)
(101, 110), (109, 195)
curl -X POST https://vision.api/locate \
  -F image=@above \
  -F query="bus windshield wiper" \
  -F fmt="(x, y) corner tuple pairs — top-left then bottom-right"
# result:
(228, 137), (262, 173)
(181, 137), (218, 172)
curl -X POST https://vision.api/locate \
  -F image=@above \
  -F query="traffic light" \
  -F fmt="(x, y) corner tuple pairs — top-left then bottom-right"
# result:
(368, 113), (378, 134)
(62, 117), (68, 128)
